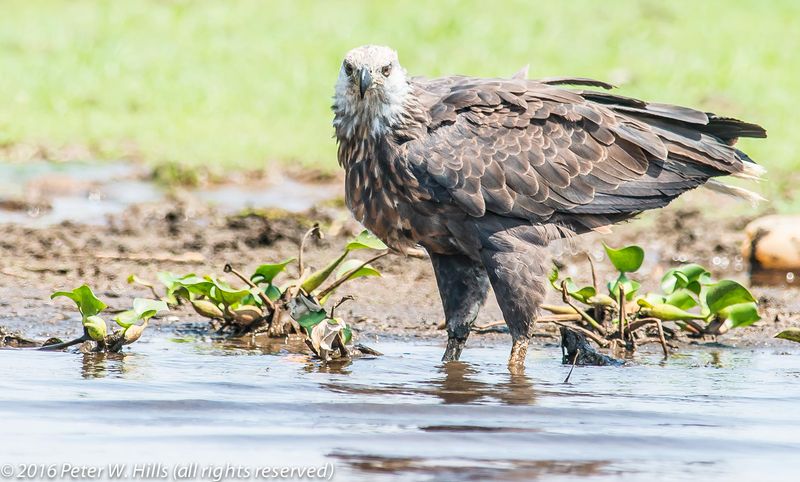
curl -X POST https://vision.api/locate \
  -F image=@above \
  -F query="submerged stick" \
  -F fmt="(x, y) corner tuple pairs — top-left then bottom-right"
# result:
(618, 285), (626, 341)
(564, 348), (580, 383)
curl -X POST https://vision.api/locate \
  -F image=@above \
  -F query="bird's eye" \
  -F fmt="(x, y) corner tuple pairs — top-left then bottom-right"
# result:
(381, 64), (392, 77)
(344, 62), (354, 76)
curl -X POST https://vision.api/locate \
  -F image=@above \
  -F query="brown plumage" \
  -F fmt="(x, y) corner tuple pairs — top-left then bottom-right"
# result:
(332, 45), (766, 368)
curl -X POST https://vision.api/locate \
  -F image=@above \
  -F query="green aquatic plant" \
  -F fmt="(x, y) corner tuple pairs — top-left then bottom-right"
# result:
(133, 228), (387, 359)
(47, 285), (167, 352)
(547, 242), (761, 356)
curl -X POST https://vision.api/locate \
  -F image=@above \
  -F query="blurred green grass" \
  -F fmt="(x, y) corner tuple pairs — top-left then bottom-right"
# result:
(0, 0), (797, 204)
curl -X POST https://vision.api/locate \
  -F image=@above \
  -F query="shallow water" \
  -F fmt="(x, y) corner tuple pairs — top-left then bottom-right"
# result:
(1, 337), (799, 481)
(0, 161), (338, 226)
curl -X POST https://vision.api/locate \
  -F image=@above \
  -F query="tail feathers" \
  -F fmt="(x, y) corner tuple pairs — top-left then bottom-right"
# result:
(703, 179), (766, 206)
(732, 161), (767, 181)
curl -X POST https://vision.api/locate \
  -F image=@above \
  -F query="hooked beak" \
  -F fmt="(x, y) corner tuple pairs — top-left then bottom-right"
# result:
(358, 67), (372, 99)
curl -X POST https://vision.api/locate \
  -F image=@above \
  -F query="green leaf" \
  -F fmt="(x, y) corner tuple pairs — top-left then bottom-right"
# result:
(51, 285), (107, 318)
(265, 284), (282, 302)
(175, 275), (215, 298)
(548, 265), (560, 290)
(342, 325), (353, 345)
(661, 264), (711, 294)
(335, 259), (381, 281)
(775, 328), (800, 343)
(83, 315), (108, 341)
(717, 302), (760, 328)
(208, 279), (252, 307)
(664, 289), (699, 311)
(603, 242), (644, 273)
(251, 258), (295, 285)
(636, 299), (705, 321)
(296, 309), (327, 334)
(705, 280), (757, 314)
(301, 251), (348, 293)
(115, 298), (168, 328)
(132, 298), (168, 321)
(113, 310), (139, 329)
(346, 230), (388, 251)
(127, 274), (155, 289)
(608, 273), (640, 301)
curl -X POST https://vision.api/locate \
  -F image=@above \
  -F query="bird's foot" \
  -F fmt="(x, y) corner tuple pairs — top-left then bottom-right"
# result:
(442, 337), (466, 362)
(508, 338), (529, 374)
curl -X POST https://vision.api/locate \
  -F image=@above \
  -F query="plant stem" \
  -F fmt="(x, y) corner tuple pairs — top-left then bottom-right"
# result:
(224, 263), (275, 311)
(618, 285), (626, 341)
(541, 304), (579, 315)
(298, 223), (321, 275)
(38, 335), (89, 351)
(560, 281), (606, 335)
(317, 251), (389, 300)
(586, 253), (598, 292)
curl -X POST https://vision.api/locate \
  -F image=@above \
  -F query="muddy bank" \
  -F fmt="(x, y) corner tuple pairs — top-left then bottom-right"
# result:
(0, 172), (797, 348)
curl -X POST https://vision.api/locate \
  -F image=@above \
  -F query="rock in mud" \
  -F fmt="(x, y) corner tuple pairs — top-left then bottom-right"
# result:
(743, 215), (800, 283)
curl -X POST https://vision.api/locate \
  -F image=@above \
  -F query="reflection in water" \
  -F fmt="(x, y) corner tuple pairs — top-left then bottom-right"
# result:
(331, 453), (611, 480)
(80, 352), (127, 379)
(319, 359), (536, 405)
(432, 361), (536, 405)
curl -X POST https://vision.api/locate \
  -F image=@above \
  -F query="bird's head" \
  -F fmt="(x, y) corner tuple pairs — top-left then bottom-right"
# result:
(333, 45), (410, 139)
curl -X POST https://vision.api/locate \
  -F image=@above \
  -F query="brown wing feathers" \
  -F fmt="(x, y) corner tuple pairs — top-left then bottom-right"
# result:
(406, 76), (765, 227)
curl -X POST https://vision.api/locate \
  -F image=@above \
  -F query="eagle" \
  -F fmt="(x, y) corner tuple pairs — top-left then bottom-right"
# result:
(332, 45), (766, 368)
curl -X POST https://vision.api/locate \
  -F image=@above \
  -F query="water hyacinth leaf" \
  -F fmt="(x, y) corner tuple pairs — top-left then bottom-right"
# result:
(83, 315), (108, 341)
(642, 293), (667, 306)
(346, 230), (388, 251)
(127, 274), (155, 290)
(661, 264), (711, 294)
(335, 259), (381, 282)
(297, 309), (327, 334)
(548, 265), (560, 290)
(301, 251), (348, 293)
(51, 285), (107, 318)
(342, 325), (353, 345)
(251, 258), (295, 285)
(637, 299), (704, 321)
(705, 280), (756, 314)
(207, 279), (252, 307)
(603, 242), (644, 273)
(157, 271), (185, 289)
(191, 299), (224, 319)
(176, 275), (215, 298)
(114, 310), (139, 329)
(775, 328), (800, 343)
(264, 284), (282, 302)
(132, 298), (168, 321)
(608, 273), (640, 301)
(309, 318), (344, 359)
(665, 289), (699, 311)
(717, 302), (760, 328)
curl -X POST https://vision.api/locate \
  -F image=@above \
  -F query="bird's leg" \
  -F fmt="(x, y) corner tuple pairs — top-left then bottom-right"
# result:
(478, 231), (547, 372)
(430, 253), (490, 362)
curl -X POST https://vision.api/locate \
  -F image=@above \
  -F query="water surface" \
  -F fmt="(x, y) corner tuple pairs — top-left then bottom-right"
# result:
(1, 338), (799, 481)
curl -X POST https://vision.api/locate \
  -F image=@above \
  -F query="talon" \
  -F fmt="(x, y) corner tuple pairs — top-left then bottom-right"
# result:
(442, 337), (466, 362)
(508, 339), (529, 371)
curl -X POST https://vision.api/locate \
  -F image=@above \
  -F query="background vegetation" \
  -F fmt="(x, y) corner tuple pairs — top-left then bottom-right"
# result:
(0, 0), (797, 204)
